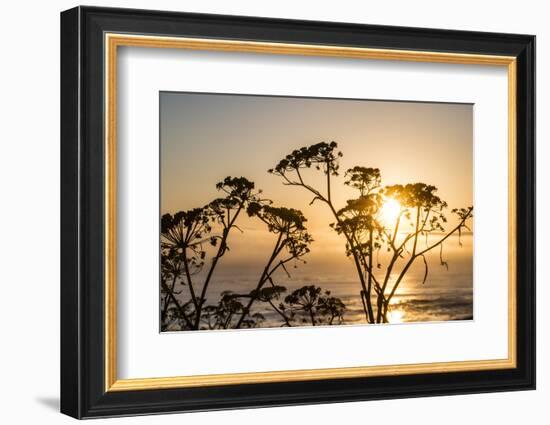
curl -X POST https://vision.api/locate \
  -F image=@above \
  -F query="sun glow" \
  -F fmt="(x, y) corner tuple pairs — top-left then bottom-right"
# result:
(387, 309), (405, 323)
(380, 198), (401, 227)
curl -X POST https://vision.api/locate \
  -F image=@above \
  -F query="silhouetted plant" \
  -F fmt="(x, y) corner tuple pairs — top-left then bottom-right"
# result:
(270, 142), (473, 323)
(160, 176), (262, 330)
(160, 251), (184, 330)
(161, 139), (469, 329)
(249, 285), (291, 326)
(233, 203), (314, 328)
(201, 291), (266, 330)
(280, 286), (346, 326)
(160, 175), (345, 330)
(215, 284), (346, 328)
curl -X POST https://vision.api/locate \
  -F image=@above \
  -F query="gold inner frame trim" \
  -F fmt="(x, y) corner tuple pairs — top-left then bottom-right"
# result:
(104, 33), (518, 392)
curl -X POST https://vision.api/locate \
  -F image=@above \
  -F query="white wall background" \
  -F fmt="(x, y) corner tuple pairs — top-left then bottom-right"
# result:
(0, 0), (545, 423)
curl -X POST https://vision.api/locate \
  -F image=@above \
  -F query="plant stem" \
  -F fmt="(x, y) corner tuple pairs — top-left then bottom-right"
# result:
(161, 281), (194, 329)
(194, 205), (243, 328)
(234, 232), (284, 329)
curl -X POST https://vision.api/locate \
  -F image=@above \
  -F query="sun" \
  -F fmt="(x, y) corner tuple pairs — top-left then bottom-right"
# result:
(387, 309), (404, 323)
(380, 198), (401, 226)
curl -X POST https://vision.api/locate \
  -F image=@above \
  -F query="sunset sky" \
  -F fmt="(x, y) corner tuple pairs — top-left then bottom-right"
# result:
(160, 92), (473, 284)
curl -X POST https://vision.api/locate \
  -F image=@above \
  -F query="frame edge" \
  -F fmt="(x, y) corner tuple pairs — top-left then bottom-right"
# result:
(60, 6), (83, 420)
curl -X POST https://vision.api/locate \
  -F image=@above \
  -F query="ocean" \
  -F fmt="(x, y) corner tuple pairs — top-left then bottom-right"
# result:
(170, 233), (473, 328)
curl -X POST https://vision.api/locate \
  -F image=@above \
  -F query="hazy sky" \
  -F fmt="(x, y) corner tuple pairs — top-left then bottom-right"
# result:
(160, 92), (473, 279)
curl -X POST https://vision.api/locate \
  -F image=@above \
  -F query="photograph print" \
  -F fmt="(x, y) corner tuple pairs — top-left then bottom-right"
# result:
(160, 92), (474, 332)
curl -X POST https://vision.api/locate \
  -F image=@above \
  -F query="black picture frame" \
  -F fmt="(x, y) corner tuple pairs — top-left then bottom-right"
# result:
(61, 5), (535, 419)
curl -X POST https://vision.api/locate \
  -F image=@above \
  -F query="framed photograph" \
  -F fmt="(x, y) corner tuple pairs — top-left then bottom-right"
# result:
(60, 6), (535, 419)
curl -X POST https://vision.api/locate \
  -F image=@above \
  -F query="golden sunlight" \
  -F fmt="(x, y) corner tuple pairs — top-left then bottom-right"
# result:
(387, 309), (404, 323)
(380, 198), (401, 227)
